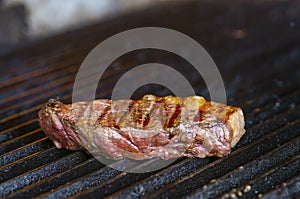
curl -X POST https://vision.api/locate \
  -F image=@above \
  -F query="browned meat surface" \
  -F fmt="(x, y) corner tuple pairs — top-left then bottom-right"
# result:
(38, 95), (245, 160)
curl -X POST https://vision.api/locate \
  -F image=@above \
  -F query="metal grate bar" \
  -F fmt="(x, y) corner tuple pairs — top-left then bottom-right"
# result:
(0, 137), (52, 166)
(0, 129), (44, 154)
(0, 58), (77, 92)
(237, 155), (300, 199)
(262, 174), (300, 199)
(243, 89), (299, 128)
(37, 159), (170, 198)
(0, 46), (73, 82)
(0, 151), (87, 197)
(71, 171), (154, 199)
(0, 105), (42, 132)
(0, 64), (78, 105)
(234, 105), (300, 149)
(0, 118), (38, 144)
(88, 158), (213, 199)
(0, 147), (71, 183)
(37, 165), (123, 198)
(6, 158), (103, 199)
(227, 49), (300, 100)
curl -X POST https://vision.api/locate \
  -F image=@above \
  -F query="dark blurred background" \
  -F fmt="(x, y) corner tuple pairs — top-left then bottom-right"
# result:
(0, 0), (168, 54)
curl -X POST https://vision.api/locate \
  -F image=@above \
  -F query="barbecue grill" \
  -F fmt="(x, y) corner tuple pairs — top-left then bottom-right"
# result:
(1, 0), (300, 198)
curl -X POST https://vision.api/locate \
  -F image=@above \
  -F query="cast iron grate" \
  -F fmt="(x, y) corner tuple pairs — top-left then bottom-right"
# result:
(0, 1), (299, 198)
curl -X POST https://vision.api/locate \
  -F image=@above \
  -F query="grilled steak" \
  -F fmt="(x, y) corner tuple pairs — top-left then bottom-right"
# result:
(38, 95), (245, 160)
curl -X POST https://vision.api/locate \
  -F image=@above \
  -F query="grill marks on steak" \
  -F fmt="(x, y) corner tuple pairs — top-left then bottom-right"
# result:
(164, 101), (182, 128)
(38, 95), (246, 160)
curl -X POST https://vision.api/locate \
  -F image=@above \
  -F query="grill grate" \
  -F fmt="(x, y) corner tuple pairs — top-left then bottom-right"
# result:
(1, 1), (300, 198)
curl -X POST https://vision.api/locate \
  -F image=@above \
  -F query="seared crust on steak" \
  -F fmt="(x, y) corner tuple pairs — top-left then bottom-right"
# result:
(38, 95), (245, 160)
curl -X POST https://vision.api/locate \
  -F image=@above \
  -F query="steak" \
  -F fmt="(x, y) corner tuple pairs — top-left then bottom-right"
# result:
(38, 95), (245, 160)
